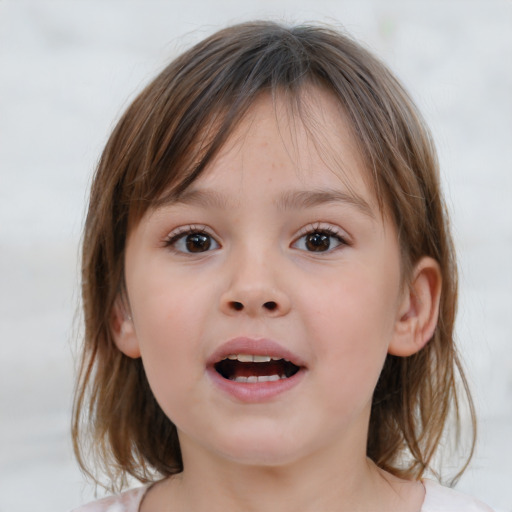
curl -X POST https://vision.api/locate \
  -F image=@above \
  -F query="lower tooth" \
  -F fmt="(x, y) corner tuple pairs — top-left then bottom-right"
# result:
(234, 376), (248, 383)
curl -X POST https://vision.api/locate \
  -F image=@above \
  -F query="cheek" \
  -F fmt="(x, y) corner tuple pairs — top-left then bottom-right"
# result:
(129, 260), (217, 340)
(127, 271), (214, 406)
(312, 263), (399, 334)
(306, 261), (400, 388)
(133, 283), (193, 344)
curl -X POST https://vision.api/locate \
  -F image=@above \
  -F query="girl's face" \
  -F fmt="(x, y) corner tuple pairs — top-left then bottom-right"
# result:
(120, 90), (408, 469)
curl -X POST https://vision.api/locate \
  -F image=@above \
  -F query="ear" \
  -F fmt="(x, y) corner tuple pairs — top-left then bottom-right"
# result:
(110, 296), (141, 358)
(388, 256), (442, 357)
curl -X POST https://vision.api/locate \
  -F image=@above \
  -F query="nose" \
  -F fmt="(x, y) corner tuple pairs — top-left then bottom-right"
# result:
(220, 251), (292, 318)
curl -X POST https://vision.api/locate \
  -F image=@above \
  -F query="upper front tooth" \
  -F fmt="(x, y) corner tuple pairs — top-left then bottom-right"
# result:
(226, 354), (273, 362)
(253, 355), (271, 363)
(236, 354), (254, 362)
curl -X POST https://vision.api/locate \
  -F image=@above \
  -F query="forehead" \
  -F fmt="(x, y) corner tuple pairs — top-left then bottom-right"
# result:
(167, 88), (378, 213)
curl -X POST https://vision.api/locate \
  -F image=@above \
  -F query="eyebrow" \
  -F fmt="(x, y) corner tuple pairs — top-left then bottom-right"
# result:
(159, 187), (375, 219)
(276, 189), (375, 218)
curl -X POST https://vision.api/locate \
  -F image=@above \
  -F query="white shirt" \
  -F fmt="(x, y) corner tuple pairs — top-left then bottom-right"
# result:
(72, 479), (495, 511)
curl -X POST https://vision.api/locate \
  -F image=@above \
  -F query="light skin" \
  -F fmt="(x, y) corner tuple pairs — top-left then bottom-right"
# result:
(112, 89), (441, 512)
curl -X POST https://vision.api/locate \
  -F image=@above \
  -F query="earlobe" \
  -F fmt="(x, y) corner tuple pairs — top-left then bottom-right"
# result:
(388, 257), (442, 357)
(110, 297), (141, 358)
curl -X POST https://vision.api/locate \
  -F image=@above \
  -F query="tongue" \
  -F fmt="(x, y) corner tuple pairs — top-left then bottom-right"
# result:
(232, 361), (285, 378)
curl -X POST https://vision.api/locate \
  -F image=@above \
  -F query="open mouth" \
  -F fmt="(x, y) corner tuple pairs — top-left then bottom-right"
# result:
(214, 354), (301, 383)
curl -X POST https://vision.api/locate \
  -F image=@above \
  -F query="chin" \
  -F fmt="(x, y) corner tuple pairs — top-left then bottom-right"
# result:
(208, 428), (312, 468)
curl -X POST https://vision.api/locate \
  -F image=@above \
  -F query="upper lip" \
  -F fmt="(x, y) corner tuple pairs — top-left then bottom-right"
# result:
(207, 337), (306, 367)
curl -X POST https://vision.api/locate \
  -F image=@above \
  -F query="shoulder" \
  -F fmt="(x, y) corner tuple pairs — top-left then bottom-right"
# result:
(422, 479), (495, 512)
(70, 486), (149, 512)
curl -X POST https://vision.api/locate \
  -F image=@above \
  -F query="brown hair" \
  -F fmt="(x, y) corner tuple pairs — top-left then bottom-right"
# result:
(72, 20), (475, 491)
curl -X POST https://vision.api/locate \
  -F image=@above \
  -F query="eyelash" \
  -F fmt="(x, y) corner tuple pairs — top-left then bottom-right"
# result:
(292, 224), (350, 253)
(164, 225), (220, 254)
(163, 223), (350, 255)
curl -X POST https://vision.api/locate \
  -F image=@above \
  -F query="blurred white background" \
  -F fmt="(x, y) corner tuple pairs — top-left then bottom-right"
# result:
(0, 1), (510, 511)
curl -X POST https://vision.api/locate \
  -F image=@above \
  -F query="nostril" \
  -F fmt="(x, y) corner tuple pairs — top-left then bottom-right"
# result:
(263, 301), (277, 311)
(230, 301), (244, 311)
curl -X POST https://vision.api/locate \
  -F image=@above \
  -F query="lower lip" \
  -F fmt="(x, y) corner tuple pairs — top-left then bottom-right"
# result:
(206, 367), (305, 403)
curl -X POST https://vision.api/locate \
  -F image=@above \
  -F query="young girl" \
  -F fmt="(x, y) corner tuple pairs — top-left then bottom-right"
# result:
(72, 21), (494, 511)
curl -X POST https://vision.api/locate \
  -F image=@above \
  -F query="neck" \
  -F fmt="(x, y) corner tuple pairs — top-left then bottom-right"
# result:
(145, 434), (418, 512)
(183, 455), (370, 512)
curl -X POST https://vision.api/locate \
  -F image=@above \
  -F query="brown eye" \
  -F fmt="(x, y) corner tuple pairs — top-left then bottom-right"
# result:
(292, 229), (346, 253)
(185, 233), (211, 252)
(168, 230), (220, 254)
(305, 232), (331, 252)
